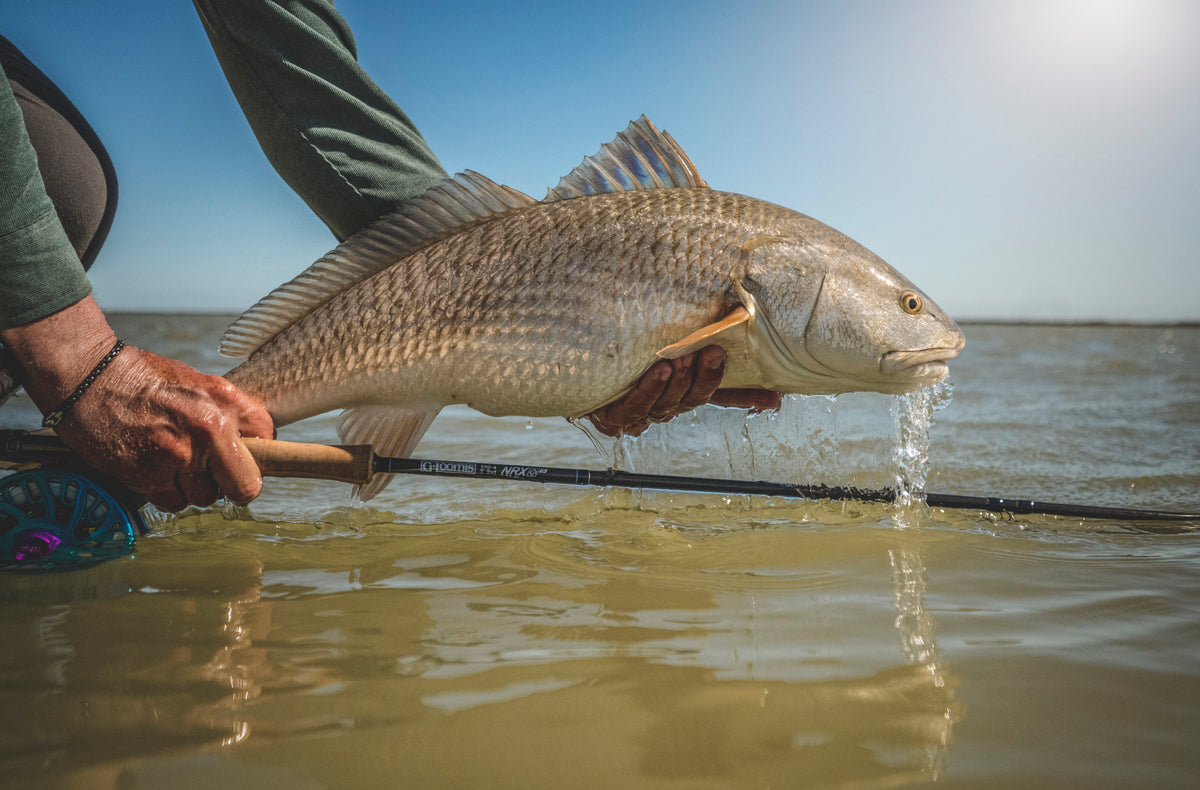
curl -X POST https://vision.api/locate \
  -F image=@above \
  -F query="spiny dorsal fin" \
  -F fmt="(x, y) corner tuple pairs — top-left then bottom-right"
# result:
(220, 171), (536, 358)
(543, 115), (709, 203)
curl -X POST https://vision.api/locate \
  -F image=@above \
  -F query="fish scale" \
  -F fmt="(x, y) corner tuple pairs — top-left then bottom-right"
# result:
(222, 117), (963, 499)
(231, 192), (757, 415)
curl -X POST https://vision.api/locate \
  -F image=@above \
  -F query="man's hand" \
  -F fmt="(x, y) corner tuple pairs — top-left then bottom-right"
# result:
(2, 297), (274, 511)
(587, 346), (783, 437)
(56, 346), (275, 511)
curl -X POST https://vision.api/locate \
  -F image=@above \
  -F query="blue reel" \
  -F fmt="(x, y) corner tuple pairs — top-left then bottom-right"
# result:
(0, 469), (146, 571)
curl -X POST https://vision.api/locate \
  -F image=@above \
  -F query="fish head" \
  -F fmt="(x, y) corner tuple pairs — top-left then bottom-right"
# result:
(739, 232), (965, 395)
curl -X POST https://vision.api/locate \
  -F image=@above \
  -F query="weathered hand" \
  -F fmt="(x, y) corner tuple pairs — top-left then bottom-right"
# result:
(3, 297), (274, 511)
(55, 346), (275, 511)
(587, 346), (783, 437)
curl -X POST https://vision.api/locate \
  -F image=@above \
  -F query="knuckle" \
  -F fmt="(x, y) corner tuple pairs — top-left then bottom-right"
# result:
(147, 437), (191, 470)
(206, 376), (240, 401)
(588, 418), (617, 437)
(191, 407), (227, 438)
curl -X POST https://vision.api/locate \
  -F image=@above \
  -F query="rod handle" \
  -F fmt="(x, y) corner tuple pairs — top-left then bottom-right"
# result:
(243, 437), (374, 485)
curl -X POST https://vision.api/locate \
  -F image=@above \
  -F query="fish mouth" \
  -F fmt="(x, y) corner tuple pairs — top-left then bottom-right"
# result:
(880, 345), (963, 378)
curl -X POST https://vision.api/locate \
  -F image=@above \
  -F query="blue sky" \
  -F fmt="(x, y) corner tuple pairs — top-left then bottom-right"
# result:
(7, 0), (1199, 321)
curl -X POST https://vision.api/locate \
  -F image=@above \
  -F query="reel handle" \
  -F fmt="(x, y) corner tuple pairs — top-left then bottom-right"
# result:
(4, 430), (375, 485)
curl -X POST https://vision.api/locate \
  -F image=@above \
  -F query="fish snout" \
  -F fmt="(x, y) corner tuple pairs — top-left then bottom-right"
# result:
(880, 337), (964, 380)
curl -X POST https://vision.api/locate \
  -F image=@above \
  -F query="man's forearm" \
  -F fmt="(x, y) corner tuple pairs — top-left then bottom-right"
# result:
(0, 296), (116, 416)
(193, 0), (448, 242)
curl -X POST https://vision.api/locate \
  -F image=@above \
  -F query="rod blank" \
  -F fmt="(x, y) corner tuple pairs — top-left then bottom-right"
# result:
(4, 432), (1197, 523)
(377, 454), (1200, 522)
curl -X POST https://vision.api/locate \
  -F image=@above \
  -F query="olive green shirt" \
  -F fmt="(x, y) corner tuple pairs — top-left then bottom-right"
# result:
(193, 0), (448, 243)
(0, 67), (91, 330)
(2, 0), (446, 331)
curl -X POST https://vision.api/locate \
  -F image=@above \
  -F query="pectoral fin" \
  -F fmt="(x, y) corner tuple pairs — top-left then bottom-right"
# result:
(655, 306), (752, 359)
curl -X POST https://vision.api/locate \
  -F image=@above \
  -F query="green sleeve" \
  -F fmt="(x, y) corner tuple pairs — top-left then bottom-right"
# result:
(193, 0), (449, 242)
(0, 65), (91, 330)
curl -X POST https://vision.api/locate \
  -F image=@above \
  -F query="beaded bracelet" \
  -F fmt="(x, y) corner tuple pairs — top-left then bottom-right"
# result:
(42, 339), (126, 428)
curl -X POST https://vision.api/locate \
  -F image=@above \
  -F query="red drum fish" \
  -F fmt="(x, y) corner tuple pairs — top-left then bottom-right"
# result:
(223, 117), (964, 498)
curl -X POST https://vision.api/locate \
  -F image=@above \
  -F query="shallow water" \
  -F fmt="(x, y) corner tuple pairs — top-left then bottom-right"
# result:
(1, 317), (1198, 789)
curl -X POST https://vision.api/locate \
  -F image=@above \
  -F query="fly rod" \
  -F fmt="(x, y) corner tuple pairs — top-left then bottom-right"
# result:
(239, 438), (1200, 523)
(2, 431), (1197, 525)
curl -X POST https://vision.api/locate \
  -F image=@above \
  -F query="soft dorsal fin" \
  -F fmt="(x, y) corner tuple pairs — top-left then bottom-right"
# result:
(220, 171), (537, 358)
(543, 115), (709, 202)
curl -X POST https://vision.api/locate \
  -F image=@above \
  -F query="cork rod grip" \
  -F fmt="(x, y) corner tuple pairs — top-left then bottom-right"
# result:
(242, 438), (374, 485)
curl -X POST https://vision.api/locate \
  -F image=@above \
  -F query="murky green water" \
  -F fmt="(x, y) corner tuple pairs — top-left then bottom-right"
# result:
(1, 317), (1197, 789)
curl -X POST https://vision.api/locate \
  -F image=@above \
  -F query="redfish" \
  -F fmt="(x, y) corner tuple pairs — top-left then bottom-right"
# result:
(223, 117), (964, 499)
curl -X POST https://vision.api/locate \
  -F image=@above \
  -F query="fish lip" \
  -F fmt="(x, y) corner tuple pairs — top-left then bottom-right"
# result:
(880, 345), (962, 376)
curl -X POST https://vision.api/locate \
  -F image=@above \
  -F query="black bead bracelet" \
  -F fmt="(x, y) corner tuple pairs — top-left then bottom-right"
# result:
(42, 339), (126, 428)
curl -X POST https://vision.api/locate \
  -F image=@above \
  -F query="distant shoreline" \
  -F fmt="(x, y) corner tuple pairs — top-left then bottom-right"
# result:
(956, 320), (1200, 328)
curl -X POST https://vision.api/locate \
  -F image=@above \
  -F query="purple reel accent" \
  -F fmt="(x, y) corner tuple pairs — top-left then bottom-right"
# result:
(12, 528), (64, 560)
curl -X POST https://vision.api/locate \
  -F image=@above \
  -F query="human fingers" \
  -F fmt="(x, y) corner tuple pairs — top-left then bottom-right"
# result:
(164, 376), (267, 505)
(614, 359), (673, 424)
(104, 360), (267, 506)
(239, 399), (275, 440)
(117, 426), (214, 512)
(675, 346), (726, 412)
(207, 435), (263, 505)
(176, 462), (222, 509)
(207, 375), (275, 440)
(588, 408), (649, 438)
(708, 388), (784, 412)
(203, 378), (272, 502)
(647, 355), (697, 420)
(587, 360), (672, 437)
(144, 481), (188, 513)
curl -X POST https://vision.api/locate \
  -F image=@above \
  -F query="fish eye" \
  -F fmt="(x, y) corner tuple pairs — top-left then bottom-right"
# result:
(900, 291), (923, 315)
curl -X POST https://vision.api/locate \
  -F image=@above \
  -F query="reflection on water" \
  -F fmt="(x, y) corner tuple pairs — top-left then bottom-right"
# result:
(1, 319), (1199, 789)
(0, 525), (964, 788)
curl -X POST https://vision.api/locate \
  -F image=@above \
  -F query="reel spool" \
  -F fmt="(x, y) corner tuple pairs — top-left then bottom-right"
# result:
(0, 468), (146, 571)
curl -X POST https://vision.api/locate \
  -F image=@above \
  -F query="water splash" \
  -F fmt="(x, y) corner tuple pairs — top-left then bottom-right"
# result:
(610, 381), (955, 503)
(891, 380), (955, 506)
(612, 395), (849, 485)
(567, 416), (619, 468)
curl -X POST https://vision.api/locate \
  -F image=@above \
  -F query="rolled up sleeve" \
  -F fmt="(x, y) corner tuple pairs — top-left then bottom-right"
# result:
(0, 66), (90, 330)
(193, 0), (448, 242)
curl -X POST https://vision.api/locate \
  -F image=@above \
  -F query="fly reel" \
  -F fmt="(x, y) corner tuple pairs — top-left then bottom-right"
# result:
(0, 468), (146, 571)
